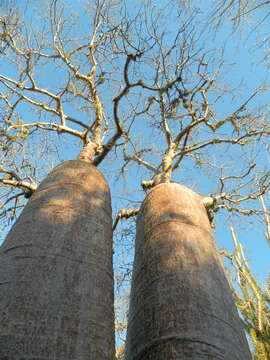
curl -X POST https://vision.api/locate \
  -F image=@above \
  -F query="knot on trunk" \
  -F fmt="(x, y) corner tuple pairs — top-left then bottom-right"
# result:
(77, 142), (97, 163)
(154, 172), (171, 186)
(141, 172), (171, 191)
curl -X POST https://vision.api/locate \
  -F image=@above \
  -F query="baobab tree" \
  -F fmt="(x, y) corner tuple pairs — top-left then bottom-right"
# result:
(125, 183), (252, 359)
(0, 157), (115, 359)
(0, 0), (269, 358)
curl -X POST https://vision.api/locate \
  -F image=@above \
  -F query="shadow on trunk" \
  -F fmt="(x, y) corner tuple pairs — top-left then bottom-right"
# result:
(125, 183), (251, 360)
(0, 160), (115, 360)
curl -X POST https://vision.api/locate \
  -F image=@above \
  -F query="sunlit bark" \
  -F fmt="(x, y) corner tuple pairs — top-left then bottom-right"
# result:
(0, 160), (115, 359)
(125, 183), (251, 359)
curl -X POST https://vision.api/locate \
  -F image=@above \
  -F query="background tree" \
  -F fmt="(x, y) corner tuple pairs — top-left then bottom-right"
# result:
(0, 0), (269, 356)
(221, 197), (270, 359)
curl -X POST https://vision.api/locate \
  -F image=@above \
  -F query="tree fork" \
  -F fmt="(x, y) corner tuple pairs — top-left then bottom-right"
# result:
(125, 183), (251, 359)
(0, 160), (115, 359)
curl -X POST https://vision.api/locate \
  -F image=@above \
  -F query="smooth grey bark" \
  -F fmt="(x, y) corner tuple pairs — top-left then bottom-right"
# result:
(125, 183), (251, 360)
(0, 160), (115, 360)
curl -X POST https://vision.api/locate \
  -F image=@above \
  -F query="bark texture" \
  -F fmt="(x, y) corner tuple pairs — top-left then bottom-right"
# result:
(0, 160), (115, 360)
(125, 183), (251, 360)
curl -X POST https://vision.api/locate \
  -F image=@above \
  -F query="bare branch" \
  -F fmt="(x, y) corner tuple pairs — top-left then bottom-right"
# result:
(113, 208), (139, 232)
(1, 179), (37, 192)
(260, 196), (270, 247)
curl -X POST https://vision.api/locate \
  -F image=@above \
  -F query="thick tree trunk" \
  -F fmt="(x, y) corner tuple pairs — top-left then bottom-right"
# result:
(0, 160), (115, 360)
(125, 183), (251, 359)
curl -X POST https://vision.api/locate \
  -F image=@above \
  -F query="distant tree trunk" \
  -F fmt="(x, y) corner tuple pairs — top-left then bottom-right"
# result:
(0, 160), (115, 360)
(125, 183), (251, 359)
